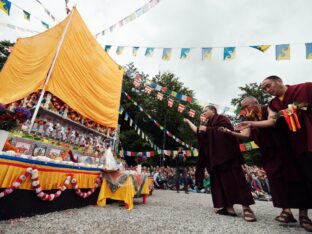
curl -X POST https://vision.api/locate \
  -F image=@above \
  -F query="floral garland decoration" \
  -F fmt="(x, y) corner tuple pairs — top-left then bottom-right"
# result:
(0, 168), (103, 201)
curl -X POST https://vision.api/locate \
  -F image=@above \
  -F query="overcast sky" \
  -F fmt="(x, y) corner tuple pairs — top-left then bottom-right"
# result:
(1, 0), (312, 108)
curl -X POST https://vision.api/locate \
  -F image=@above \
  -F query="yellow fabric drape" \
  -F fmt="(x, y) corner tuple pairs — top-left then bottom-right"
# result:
(97, 176), (150, 210)
(0, 7), (123, 128)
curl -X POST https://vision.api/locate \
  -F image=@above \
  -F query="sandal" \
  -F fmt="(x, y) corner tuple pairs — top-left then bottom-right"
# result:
(275, 211), (297, 223)
(243, 208), (257, 222)
(215, 208), (237, 217)
(299, 216), (312, 232)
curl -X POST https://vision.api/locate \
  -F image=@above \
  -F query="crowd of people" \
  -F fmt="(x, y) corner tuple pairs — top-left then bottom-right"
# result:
(140, 164), (271, 201)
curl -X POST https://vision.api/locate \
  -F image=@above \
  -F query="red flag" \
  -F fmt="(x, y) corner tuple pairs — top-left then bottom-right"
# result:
(135, 73), (142, 81)
(157, 92), (163, 101)
(189, 109), (195, 118)
(239, 144), (245, 152)
(133, 80), (140, 88)
(144, 86), (152, 94)
(168, 98), (174, 107)
(178, 104), (185, 113)
(200, 114), (206, 122)
(186, 96), (192, 103)
(161, 87), (167, 93)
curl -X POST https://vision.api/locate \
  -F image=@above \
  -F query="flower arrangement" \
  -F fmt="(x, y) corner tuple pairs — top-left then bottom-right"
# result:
(0, 104), (31, 131)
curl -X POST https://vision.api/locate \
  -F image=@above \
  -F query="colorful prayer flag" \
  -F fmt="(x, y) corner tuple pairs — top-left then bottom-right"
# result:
(116, 46), (125, 55)
(189, 109), (195, 118)
(41, 21), (49, 29)
(275, 44), (290, 60)
(145, 47), (155, 57)
(133, 47), (139, 56)
(305, 43), (312, 59)
(200, 114), (206, 122)
(202, 48), (212, 60)
(162, 48), (172, 61)
(157, 92), (163, 101)
(180, 48), (191, 59)
(133, 80), (140, 88)
(105, 45), (112, 52)
(119, 106), (124, 114)
(168, 98), (174, 107)
(223, 47), (236, 60)
(178, 104), (185, 113)
(23, 10), (30, 21)
(250, 45), (271, 52)
(144, 86), (152, 94)
(0, 0), (11, 16)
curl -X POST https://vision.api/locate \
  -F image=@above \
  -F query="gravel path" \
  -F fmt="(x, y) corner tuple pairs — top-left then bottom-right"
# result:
(0, 190), (307, 234)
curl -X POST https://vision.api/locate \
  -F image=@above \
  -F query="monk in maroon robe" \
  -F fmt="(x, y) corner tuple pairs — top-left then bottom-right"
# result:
(237, 77), (312, 232)
(184, 105), (256, 222)
(225, 96), (311, 226)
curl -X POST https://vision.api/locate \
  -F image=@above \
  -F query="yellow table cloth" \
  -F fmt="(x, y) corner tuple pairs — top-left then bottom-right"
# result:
(97, 172), (149, 210)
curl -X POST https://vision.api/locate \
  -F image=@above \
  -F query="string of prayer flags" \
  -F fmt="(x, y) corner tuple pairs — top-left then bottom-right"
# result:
(276, 44), (290, 60)
(95, 0), (161, 37)
(0, 22), (39, 34)
(120, 106), (160, 150)
(123, 91), (195, 150)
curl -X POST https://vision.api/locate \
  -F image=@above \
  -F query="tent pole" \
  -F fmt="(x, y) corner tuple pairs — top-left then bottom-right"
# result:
(28, 8), (75, 134)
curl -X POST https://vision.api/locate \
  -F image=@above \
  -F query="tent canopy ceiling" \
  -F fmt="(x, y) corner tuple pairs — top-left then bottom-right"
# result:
(0, 7), (123, 129)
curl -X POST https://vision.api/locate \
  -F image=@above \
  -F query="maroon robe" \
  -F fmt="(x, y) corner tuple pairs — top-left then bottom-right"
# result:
(196, 114), (254, 208)
(251, 107), (311, 208)
(269, 82), (312, 195)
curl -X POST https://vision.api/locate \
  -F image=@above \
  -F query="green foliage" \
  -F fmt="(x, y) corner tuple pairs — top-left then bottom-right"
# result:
(231, 82), (271, 107)
(0, 40), (14, 71)
(242, 149), (262, 166)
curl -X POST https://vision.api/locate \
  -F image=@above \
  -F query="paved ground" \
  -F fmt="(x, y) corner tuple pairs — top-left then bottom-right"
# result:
(0, 190), (307, 234)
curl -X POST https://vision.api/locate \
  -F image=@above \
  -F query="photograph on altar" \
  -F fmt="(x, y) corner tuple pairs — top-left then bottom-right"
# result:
(48, 148), (61, 158)
(15, 140), (31, 154)
(32, 145), (47, 157)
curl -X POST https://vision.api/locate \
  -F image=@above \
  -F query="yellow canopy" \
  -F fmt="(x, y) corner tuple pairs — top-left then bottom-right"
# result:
(0, 7), (123, 128)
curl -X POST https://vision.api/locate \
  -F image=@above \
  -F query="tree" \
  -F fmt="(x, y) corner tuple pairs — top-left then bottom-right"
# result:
(231, 82), (271, 107)
(120, 63), (203, 166)
(0, 40), (14, 71)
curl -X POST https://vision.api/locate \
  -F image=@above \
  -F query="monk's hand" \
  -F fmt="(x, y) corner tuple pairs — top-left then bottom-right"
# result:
(235, 121), (252, 130)
(183, 118), (190, 124)
(218, 127), (231, 134)
(198, 125), (207, 132)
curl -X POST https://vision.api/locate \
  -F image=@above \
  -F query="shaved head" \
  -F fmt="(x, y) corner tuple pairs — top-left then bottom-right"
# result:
(241, 96), (259, 106)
